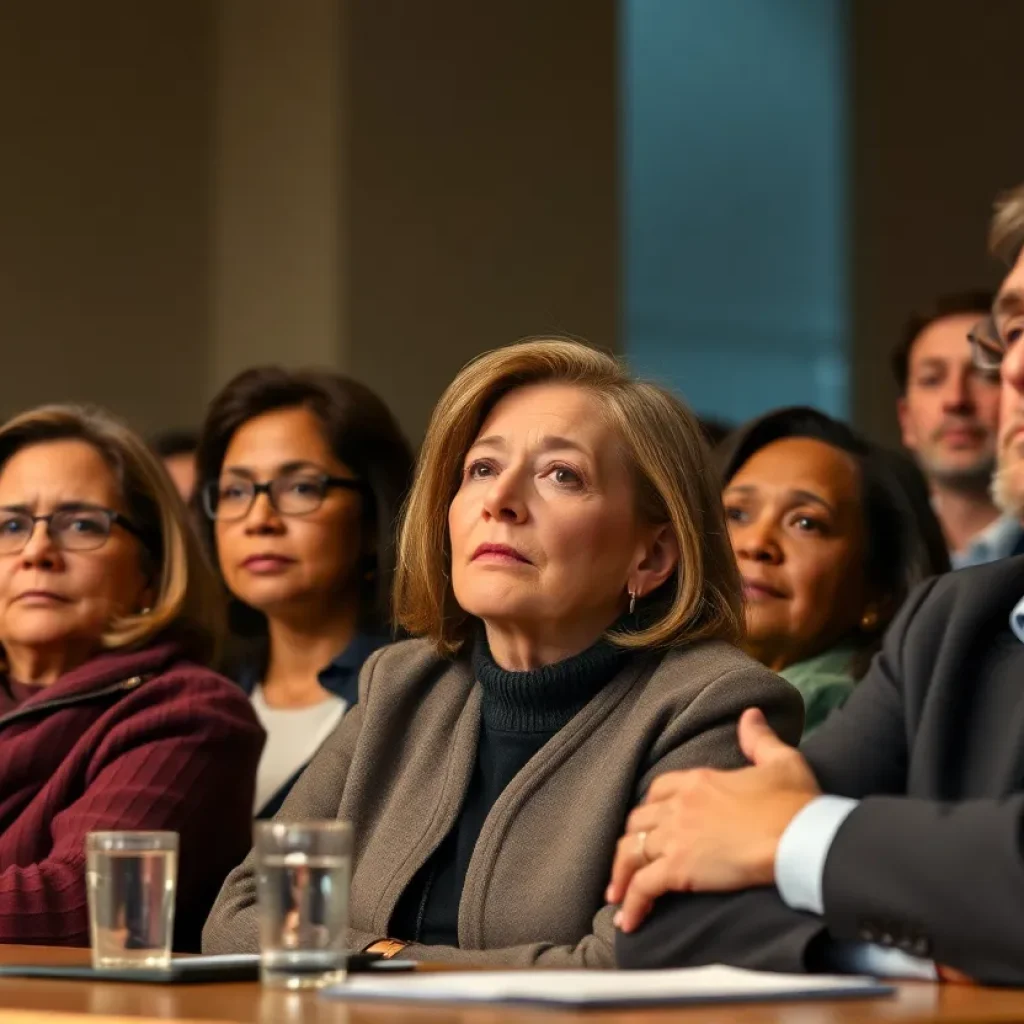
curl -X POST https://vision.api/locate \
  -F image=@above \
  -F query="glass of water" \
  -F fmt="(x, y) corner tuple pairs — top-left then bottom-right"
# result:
(255, 820), (352, 989)
(86, 831), (178, 970)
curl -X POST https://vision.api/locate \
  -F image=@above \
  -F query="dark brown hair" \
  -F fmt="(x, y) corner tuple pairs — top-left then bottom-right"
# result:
(891, 290), (995, 395)
(697, 416), (733, 447)
(194, 368), (413, 642)
(150, 429), (199, 460)
(719, 406), (950, 678)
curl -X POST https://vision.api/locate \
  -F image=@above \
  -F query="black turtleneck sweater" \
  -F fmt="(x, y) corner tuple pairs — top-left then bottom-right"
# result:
(389, 632), (629, 947)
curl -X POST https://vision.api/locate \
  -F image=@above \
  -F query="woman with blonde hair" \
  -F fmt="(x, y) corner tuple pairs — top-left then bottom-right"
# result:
(0, 405), (263, 949)
(204, 339), (802, 967)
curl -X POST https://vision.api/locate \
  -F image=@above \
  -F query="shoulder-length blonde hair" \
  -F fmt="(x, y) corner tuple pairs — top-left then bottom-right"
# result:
(0, 405), (224, 664)
(394, 338), (742, 656)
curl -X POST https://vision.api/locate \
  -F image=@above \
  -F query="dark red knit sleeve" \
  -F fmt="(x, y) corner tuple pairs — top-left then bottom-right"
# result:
(0, 676), (264, 947)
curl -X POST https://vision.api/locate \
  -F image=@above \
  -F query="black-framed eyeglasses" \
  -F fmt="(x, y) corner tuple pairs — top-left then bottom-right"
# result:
(0, 505), (145, 554)
(201, 471), (365, 523)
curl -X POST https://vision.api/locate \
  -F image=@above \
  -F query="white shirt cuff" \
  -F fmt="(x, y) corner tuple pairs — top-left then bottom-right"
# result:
(774, 795), (858, 914)
(828, 941), (938, 981)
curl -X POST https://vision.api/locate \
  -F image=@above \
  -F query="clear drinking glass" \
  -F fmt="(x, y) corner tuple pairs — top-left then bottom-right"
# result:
(255, 820), (352, 989)
(86, 831), (179, 970)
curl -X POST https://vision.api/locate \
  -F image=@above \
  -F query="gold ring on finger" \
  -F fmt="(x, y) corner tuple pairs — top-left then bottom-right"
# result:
(637, 830), (651, 864)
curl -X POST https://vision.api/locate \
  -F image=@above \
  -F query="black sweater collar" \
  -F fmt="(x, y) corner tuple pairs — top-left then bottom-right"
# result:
(471, 629), (630, 733)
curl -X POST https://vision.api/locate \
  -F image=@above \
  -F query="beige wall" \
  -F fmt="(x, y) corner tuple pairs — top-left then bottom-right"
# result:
(0, 1), (617, 446)
(210, 0), (346, 392)
(850, 0), (1024, 443)
(20, 2), (1021, 449)
(344, 0), (619, 442)
(0, 1), (212, 435)
(210, 0), (619, 444)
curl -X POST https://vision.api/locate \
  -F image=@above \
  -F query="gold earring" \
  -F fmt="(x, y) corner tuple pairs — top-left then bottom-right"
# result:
(860, 609), (878, 631)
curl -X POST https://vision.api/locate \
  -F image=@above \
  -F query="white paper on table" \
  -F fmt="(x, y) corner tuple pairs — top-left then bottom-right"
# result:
(322, 965), (895, 1009)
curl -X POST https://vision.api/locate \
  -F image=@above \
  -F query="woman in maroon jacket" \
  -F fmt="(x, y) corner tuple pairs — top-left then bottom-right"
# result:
(0, 404), (263, 950)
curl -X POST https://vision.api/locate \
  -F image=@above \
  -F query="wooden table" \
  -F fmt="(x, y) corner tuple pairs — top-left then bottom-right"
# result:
(0, 945), (1022, 1024)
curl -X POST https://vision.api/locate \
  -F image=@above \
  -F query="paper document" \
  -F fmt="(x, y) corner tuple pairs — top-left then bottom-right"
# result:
(324, 964), (894, 1009)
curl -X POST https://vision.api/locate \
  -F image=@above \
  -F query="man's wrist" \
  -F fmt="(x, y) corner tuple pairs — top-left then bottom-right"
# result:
(759, 792), (819, 886)
(774, 795), (859, 914)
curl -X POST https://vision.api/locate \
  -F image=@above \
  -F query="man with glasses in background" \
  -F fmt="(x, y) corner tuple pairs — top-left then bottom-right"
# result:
(613, 182), (1024, 985)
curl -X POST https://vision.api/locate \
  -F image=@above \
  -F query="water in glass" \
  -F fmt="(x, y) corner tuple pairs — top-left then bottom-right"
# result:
(257, 848), (350, 988)
(87, 845), (177, 969)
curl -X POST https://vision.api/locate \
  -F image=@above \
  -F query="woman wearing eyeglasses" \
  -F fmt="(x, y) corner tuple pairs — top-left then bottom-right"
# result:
(0, 404), (262, 948)
(194, 368), (413, 818)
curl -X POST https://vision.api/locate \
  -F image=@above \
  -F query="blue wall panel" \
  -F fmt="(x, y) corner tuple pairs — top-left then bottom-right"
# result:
(623, 0), (848, 425)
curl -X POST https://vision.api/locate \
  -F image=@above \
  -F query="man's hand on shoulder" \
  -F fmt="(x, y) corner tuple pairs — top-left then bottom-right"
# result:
(608, 708), (821, 933)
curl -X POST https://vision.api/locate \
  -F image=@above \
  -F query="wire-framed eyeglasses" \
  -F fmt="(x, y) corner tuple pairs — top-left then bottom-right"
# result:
(968, 315), (1022, 373)
(0, 505), (145, 554)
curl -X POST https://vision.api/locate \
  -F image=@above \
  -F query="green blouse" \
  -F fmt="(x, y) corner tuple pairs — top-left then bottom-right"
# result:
(779, 644), (859, 738)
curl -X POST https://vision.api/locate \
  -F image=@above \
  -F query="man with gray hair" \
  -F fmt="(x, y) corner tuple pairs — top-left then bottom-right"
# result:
(981, 185), (1024, 544)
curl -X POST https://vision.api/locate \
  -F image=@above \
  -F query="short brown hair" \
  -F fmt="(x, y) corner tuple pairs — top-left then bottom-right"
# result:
(990, 182), (1024, 266)
(394, 338), (743, 656)
(891, 290), (995, 394)
(0, 405), (223, 662)
(195, 367), (413, 638)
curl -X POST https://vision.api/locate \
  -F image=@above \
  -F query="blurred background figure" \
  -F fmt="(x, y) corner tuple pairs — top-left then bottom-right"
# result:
(151, 429), (200, 504)
(719, 407), (949, 735)
(697, 416), (733, 448)
(195, 367), (412, 818)
(892, 291), (1019, 568)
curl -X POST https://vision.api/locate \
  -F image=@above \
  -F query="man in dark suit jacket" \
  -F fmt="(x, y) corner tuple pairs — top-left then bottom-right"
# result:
(610, 183), (1024, 986)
